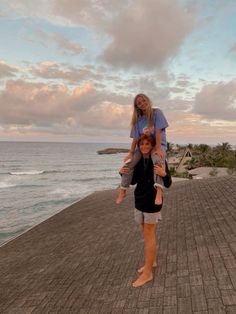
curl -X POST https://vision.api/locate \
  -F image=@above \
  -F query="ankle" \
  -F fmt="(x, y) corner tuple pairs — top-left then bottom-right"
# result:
(142, 266), (152, 276)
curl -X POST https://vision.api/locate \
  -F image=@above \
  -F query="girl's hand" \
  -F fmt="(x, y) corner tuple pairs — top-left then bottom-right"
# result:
(124, 152), (133, 162)
(143, 126), (154, 135)
(119, 165), (130, 174)
(154, 164), (166, 177)
(143, 127), (151, 135)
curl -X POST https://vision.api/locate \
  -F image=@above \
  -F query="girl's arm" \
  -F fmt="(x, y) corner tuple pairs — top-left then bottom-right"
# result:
(124, 138), (137, 162)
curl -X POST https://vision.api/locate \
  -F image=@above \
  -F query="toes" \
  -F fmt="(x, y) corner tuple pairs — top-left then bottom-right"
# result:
(132, 275), (153, 288)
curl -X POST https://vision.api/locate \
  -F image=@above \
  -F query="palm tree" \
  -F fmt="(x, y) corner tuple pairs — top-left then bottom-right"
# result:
(213, 142), (232, 166)
(167, 142), (174, 153)
(198, 144), (210, 154)
(216, 142), (231, 155)
(185, 157), (200, 170)
(227, 151), (236, 174)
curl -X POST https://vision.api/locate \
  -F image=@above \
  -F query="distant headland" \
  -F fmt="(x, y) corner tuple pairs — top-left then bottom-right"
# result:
(97, 148), (129, 154)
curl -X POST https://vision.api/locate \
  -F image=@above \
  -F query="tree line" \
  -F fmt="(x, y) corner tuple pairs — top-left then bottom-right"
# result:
(167, 142), (236, 174)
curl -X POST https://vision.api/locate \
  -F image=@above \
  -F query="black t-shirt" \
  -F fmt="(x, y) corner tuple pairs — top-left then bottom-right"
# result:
(131, 155), (171, 213)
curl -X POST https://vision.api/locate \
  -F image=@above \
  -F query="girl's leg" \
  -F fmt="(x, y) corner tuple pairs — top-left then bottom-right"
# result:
(116, 149), (142, 204)
(151, 150), (166, 205)
(132, 223), (156, 287)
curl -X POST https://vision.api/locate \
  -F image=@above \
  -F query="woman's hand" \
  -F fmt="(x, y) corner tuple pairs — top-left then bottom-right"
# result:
(154, 148), (166, 158)
(154, 164), (166, 177)
(119, 165), (130, 175)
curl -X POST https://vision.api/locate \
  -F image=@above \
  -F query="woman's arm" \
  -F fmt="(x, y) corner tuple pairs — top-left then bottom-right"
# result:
(154, 161), (172, 188)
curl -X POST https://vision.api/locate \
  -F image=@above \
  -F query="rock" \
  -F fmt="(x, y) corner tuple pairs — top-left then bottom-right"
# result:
(97, 148), (129, 155)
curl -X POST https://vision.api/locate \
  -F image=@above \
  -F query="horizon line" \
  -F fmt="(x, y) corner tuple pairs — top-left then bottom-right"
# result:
(1, 140), (236, 147)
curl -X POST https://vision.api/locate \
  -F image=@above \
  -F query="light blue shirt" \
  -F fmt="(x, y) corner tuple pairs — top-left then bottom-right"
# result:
(130, 108), (169, 150)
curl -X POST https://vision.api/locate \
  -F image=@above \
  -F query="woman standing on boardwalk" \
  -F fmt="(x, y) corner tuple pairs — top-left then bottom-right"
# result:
(119, 134), (171, 287)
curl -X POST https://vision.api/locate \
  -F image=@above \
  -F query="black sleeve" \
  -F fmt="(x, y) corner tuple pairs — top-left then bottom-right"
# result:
(163, 160), (172, 188)
(130, 165), (138, 185)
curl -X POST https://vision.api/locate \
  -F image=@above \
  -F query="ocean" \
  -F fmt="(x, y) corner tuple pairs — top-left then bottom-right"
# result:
(0, 141), (129, 246)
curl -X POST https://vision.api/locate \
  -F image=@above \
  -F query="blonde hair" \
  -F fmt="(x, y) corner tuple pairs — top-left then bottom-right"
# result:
(131, 94), (154, 129)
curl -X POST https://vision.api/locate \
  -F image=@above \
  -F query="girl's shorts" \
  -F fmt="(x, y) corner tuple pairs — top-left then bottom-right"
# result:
(134, 208), (162, 224)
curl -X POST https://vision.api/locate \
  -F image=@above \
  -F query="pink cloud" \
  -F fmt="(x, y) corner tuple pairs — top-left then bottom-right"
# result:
(193, 79), (236, 121)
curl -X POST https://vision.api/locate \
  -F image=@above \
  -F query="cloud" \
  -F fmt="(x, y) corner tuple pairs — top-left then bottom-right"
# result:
(175, 79), (191, 87)
(102, 0), (194, 68)
(125, 70), (176, 101)
(35, 29), (85, 56)
(0, 79), (94, 126)
(52, 0), (125, 29)
(193, 79), (236, 121)
(31, 61), (103, 83)
(126, 76), (164, 100)
(161, 99), (193, 111)
(165, 110), (236, 144)
(0, 79), (235, 144)
(78, 101), (131, 130)
(0, 0), (67, 25)
(229, 43), (236, 54)
(1, 0), (123, 31)
(2, 1), (195, 69)
(0, 79), (131, 134)
(0, 61), (18, 78)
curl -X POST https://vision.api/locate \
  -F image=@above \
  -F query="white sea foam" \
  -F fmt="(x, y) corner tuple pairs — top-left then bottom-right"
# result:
(9, 170), (44, 175)
(49, 185), (90, 199)
(0, 182), (16, 188)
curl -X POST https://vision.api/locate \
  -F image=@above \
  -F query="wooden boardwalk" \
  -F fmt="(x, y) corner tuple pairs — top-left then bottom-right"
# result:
(0, 175), (236, 314)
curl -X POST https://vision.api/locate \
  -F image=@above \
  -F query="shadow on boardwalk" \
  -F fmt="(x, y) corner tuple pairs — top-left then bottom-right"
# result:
(0, 176), (236, 314)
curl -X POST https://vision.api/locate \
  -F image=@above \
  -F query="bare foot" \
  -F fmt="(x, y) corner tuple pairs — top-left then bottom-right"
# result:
(155, 188), (162, 205)
(132, 272), (153, 288)
(116, 188), (126, 204)
(137, 261), (158, 273)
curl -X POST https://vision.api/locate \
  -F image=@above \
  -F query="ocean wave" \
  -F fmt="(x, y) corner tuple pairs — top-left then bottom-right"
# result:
(72, 175), (116, 183)
(34, 196), (78, 208)
(43, 170), (68, 174)
(0, 182), (16, 189)
(0, 228), (26, 237)
(18, 184), (45, 188)
(48, 187), (81, 198)
(0, 226), (30, 243)
(79, 168), (117, 173)
(0, 160), (22, 163)
(9, 170), (44, 175)
(72, 178), (95, 183)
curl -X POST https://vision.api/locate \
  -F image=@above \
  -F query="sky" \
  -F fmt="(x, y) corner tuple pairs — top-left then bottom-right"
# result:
(0, 0), (236, 145)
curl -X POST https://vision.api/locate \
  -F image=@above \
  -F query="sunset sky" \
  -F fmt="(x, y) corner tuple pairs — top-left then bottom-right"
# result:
(0, 0), (236, 144)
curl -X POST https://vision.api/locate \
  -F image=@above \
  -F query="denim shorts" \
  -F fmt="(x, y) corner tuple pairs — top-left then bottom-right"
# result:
(134, 208), (162, 224)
